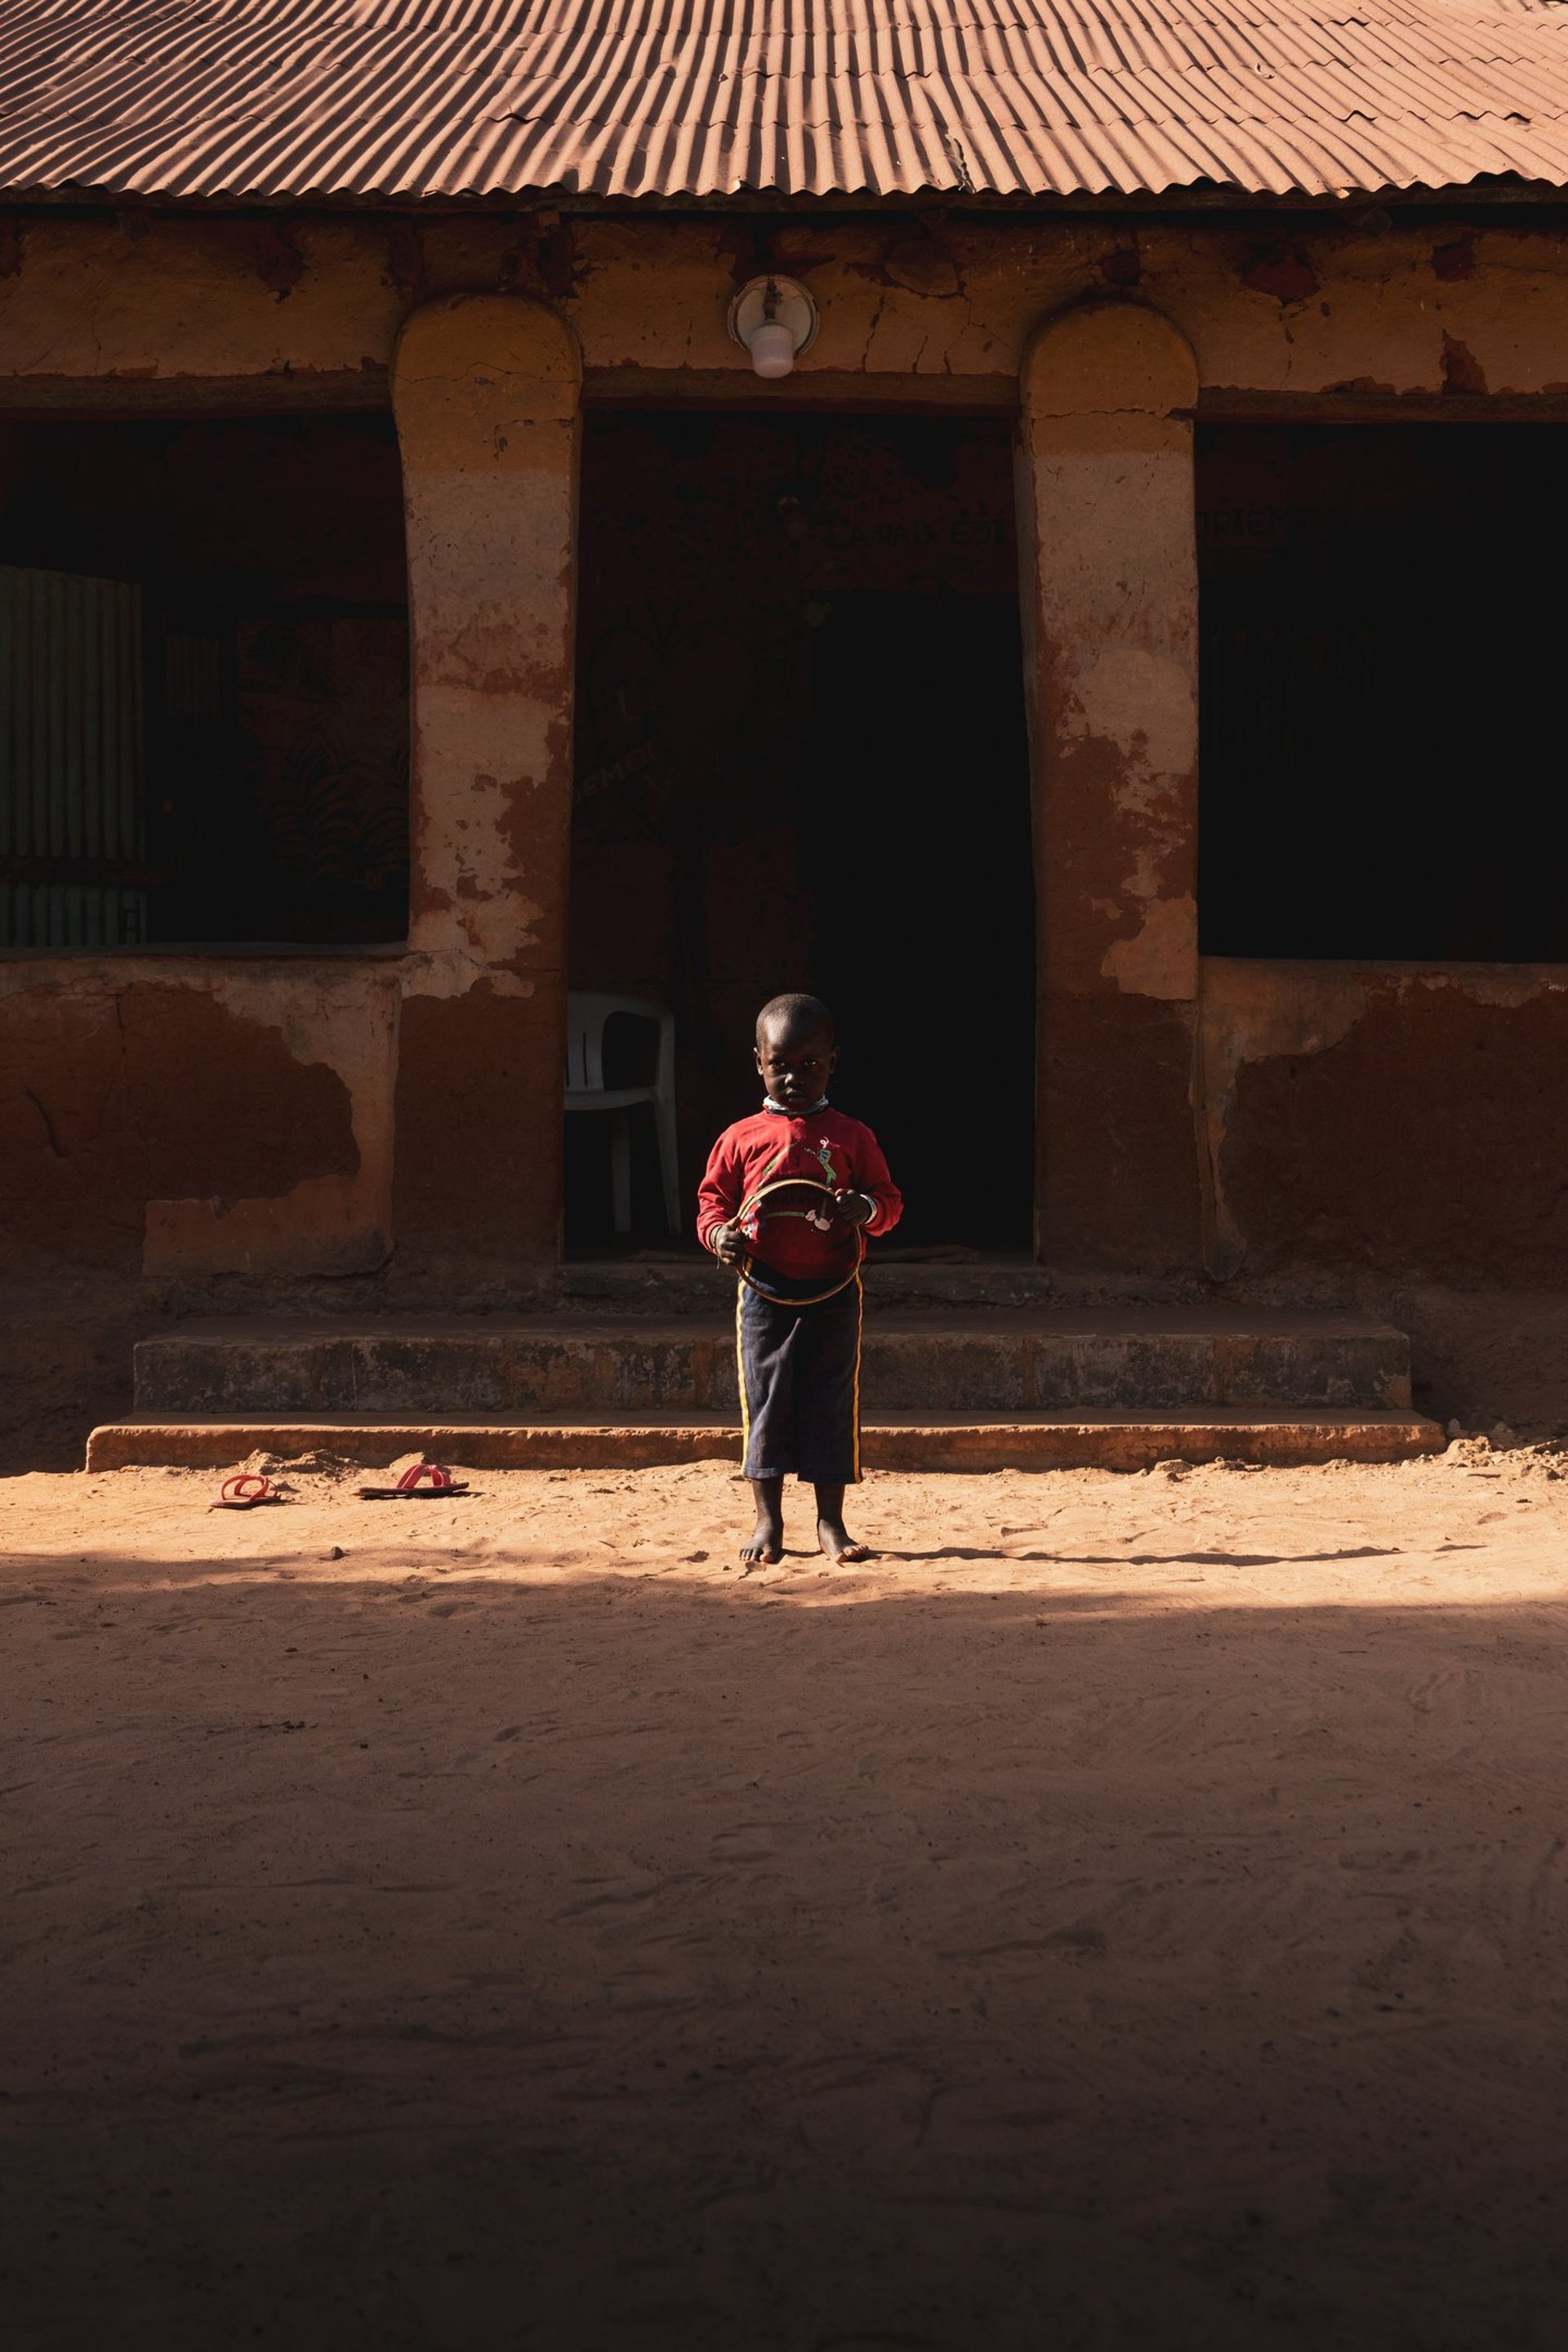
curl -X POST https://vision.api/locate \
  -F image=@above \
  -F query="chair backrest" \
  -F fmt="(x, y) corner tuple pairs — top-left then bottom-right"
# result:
(565, 992), (667, 1094)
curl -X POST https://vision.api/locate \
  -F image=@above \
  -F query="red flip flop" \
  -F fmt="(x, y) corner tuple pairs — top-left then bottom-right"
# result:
(354, 1461), (471, 1500)
(212, 1472), (284, 1511)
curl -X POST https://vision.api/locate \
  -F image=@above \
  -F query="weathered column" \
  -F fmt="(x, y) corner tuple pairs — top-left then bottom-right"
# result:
(1017, 301), (1203, 1271)
(391, 294), (580, 1271)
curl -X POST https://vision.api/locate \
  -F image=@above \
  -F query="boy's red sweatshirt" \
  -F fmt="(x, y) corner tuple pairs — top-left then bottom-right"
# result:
(697, 1106), (902, 1279)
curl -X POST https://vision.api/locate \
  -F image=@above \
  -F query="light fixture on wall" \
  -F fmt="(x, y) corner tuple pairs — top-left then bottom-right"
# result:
(728, 274), (818, 380)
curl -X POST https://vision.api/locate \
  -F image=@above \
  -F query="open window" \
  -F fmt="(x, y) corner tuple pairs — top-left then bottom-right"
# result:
(1198, 423), (1568, 961)
(0, 414), (408, 951)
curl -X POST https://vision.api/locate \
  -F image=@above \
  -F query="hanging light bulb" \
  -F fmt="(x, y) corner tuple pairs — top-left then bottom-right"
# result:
(748, 317), (797, 379)
(727, 275), (819, 382)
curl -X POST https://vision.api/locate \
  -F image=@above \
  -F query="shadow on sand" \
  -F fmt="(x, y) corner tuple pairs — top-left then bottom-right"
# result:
(2, 1554), (1566, 2351)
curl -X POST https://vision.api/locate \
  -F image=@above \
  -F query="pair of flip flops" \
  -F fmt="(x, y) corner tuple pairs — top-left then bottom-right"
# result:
(212, 1462), (470, 1508)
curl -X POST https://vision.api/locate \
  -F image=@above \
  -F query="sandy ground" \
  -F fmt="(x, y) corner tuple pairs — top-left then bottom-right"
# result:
(3, 1447), (1568, 2352)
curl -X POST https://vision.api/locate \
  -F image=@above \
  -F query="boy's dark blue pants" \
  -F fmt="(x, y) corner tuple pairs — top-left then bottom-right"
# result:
(737, 1276), (863, 1485)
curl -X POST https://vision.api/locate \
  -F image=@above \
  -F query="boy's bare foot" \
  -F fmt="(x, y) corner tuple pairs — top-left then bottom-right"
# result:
(817, 1513), (871, 1563)
(741, 1477), (783, 1566)
(813, 1482), (871, 1563)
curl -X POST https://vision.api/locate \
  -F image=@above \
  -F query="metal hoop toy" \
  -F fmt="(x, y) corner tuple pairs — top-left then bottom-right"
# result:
(733, 1174), (865, 1307)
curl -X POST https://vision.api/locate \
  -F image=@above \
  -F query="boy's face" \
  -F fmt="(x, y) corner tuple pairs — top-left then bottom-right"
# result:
(755, 1019), (837, 1112)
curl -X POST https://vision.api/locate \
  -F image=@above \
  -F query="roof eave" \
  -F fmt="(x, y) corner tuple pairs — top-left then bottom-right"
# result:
(2, 172), (1568, 218)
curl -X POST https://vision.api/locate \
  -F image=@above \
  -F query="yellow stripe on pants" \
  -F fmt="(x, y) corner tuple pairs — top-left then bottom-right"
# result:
(735, 1278), (751, 1472)
(851, 1270), (864, 1483)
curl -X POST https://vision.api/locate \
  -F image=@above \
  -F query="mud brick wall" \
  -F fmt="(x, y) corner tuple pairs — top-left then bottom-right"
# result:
(2, 205), (1567, 1353)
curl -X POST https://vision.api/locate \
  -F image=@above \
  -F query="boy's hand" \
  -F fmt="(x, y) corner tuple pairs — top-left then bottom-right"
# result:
(710, 1223), (745, 1264)
(833, 1187), (875, 1227)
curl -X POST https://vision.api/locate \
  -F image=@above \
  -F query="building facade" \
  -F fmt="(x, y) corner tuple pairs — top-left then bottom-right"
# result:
(5, 21), (1568, 1448)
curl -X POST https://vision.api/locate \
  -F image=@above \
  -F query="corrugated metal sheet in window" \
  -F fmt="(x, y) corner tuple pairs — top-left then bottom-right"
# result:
(0, 564), (147, 951)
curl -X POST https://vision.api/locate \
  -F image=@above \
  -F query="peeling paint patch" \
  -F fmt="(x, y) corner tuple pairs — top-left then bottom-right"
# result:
(1070, 646), (1197, 779)
(1444, 965), (1568, 1010)
(0, 960), (398, 1280)
(1194, 960), (1568, 1282)
(1441, 332), (1487, 394)
(1102, 894), (1197, 999)
(1241, 244), (1319, 305)
(400, 950), (537, 1003)
(1199, 958), (1368, 1277)
(394, 295), (578, 1013)
(1203, 959), (1568, 1286)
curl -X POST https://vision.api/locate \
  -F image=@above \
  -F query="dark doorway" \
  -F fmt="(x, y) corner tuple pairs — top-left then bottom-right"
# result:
(800, 590), (1032, 1247)
(568, 411), (1034, 1255)
(1198, 423), (1568, 960)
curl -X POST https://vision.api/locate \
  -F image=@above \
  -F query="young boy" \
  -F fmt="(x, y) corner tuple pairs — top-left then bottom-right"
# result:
(697, 993), (902, 1566)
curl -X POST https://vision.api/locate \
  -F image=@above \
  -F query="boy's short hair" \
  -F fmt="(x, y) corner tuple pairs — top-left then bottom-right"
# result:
(757, 992), (835, 1042)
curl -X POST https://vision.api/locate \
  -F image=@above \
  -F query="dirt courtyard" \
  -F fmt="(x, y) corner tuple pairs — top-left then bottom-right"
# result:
(3, 1449), (1567, 2351)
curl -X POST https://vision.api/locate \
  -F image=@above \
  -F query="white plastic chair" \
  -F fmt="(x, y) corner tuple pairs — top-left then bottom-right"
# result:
(564, 993), (679, 1236)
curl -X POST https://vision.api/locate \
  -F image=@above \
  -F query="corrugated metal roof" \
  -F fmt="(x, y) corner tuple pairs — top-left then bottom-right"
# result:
(0, 0), (1566, 204)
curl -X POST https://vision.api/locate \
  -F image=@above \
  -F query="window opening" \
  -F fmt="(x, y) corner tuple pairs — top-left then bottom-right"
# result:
(0, 415), (408, 950)
(1198, 423), (1568, 960)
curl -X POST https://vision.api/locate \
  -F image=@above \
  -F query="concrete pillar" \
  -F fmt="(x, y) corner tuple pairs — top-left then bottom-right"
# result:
(1017, 301), (1203, 1271)
(390, 294), (581, 1271)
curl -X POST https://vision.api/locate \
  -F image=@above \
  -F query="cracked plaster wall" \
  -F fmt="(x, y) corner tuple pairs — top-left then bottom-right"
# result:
(5, 212), (1568, 396)
(1018, 301), (1202, 1269)
(4, 215), (1568, 1290)
(0, 960), (397, 1278)
(389, 294), (580, 1266)
(1200, 960), (1568, 1286)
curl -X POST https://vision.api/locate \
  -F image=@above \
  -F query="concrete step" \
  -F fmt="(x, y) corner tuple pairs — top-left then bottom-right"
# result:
(87, 1410), (1445, 1476)
(134, 1309), (1412, 1419)
(550, 1257), (1081, 1312)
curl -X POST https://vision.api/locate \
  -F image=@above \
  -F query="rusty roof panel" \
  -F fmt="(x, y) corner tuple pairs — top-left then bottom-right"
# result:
(0, 0), (1565, 202)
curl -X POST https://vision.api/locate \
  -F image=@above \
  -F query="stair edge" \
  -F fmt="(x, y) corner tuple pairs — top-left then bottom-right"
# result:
(87, 1411), (1446, 1474)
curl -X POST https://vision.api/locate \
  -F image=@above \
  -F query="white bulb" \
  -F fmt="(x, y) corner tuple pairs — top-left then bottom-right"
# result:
(749, 319), (796, 379)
